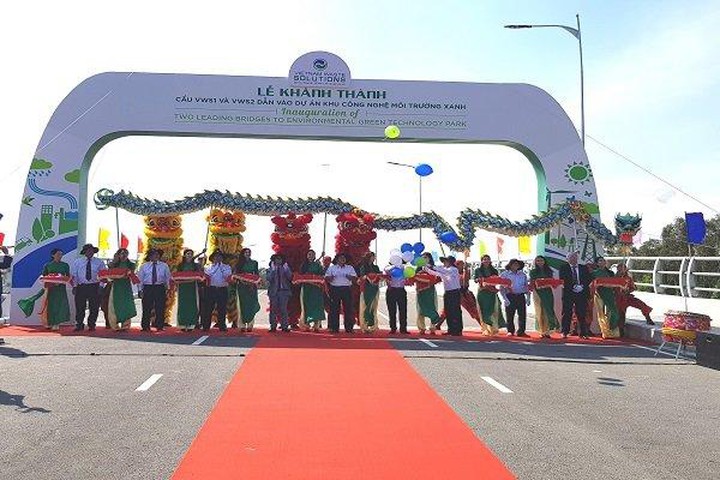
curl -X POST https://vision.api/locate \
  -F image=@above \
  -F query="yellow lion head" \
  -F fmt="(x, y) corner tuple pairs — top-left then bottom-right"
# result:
(207, 209), (246, 235)
(143, 215), (183, 239)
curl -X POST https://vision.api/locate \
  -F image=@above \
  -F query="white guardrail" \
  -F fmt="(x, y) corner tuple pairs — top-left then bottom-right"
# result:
(605, 256), (720, 298)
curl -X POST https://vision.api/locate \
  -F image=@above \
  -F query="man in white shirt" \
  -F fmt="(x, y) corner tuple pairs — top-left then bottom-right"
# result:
(384, 263), (408, 333)
(70, 243), (106, 331)
(500, 259), (530, 337)
(324, 253), (357, 333)
(137, 248), (172, 331)
(426, 256), (463, 336)
(201, 250), (232, 332)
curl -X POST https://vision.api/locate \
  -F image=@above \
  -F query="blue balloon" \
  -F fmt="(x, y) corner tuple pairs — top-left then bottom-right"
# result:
(400, 243), (413, 253)
(412, 242), (425, 254)
(440, 231), (459, 243)
(414, 164), (433, 177)
(390, 267), (404, 279)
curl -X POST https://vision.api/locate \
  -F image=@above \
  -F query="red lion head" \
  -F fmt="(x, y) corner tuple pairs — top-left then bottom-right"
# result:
(335, 210), (376, 266)
(270, 213), (313, 272)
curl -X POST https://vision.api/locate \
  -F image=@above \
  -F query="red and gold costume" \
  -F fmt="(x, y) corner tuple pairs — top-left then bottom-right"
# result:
(270, 213), (313, 327)
(334, 210), (377, 322)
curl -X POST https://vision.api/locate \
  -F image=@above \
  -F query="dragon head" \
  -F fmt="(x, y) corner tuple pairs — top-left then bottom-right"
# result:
(615, 213), (642, 246)
(207, 209), (247, 235)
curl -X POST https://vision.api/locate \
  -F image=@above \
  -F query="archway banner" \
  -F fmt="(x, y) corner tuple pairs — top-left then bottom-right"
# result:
(12, 51), (597, 324)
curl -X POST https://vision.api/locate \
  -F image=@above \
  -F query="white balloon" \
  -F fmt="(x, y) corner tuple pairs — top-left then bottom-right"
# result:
(389, 249), (401, 257)
(389, 255), (403, 266)
(401, 251), (414, 263)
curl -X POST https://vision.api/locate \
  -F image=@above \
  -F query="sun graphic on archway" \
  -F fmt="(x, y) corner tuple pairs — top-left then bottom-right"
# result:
(564, 161), (593, 185)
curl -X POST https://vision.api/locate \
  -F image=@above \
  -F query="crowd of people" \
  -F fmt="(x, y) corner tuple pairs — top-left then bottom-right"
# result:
(32, 243), (654, 338)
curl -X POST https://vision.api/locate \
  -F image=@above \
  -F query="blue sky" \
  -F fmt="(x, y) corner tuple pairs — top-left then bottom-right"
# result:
(1, 0), (718, 259)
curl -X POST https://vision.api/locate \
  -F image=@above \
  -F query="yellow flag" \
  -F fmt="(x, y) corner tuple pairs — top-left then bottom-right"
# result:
(98, 228), (111, 254)
(518, 236), (532, 254)
(478, 240), (487, 256)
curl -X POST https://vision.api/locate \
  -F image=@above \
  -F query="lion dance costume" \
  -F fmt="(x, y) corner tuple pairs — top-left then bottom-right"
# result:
(270, 213), (313, 328)
(140, 215), (183, 324)
(335, 210), (377, 323)
(207, 209), (246, 327)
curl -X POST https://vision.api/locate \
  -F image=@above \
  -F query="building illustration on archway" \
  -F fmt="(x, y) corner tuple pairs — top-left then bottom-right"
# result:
(11, 51), (604, 325)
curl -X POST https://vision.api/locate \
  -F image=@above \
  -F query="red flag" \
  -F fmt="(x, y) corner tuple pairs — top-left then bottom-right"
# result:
(137, 237), (144, 254)
(496, 236), (505, 255)
(0, 232), (4, 246)
(120, 233), (129, 249)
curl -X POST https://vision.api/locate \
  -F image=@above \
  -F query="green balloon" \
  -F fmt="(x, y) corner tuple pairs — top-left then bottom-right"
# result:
(415, 257), (427, 267)
(403, 266), (416, 278)
(384, 125), (401, 139)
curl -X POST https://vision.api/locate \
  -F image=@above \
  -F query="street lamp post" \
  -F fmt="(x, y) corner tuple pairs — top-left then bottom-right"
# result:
(505, 14), (585, 146)
(387, 161), (424, 242)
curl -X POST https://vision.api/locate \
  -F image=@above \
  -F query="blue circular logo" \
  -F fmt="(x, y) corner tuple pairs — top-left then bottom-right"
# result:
(313, 58), (327, 70)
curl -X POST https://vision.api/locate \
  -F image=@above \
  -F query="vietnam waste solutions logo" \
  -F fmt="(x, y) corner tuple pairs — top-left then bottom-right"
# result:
(313, 58), (328, 70)
(290, 53), (349, 87)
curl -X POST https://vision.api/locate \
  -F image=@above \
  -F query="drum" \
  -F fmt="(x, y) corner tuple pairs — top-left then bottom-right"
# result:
(661, 310), (712, 344)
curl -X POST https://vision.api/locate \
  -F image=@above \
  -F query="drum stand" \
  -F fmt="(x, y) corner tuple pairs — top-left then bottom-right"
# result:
(654, 339), (688, 360)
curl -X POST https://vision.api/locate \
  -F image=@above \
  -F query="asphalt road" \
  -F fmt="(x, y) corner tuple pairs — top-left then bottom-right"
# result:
(1, 292), (717, 480)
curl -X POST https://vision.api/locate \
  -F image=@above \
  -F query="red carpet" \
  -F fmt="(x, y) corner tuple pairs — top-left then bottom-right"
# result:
(0, 324), (645, 345)
(171, 334), (515, 479)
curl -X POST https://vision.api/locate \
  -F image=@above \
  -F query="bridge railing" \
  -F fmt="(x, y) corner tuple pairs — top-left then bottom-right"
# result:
(606, 256), (720, 299)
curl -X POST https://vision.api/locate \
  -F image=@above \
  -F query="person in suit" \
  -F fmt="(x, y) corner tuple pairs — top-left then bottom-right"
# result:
(1, 245), (13, 319)
(267, 253), (293, 332)
(559, 251), (592, 339)
(70, 243), (106, 331)
(137, 248), (172, 332)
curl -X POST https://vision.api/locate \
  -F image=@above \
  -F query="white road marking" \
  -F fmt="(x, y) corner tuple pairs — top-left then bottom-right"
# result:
(481, 376), (513, 393)
(418, 338), (439, 348)
(135, 374), (163, 391)
(593, 370), (602, 373)
(191, 335), (209, 346)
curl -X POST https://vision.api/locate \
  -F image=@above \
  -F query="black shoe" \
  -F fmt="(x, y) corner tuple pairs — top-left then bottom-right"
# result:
(570, 330), (578, 336)
(345, 330), (354, 334)
(141, 327), (151, 332)
(73, 325), (84, 332)
(399, 329), (409, 334)
(282, 327), (291, 332)
(329, 328), (339, 333)
(269, 327), (277, 332)
(390, 329), (397, 334)
(516, 332), (528, 337)
(218, 327), (227, 332)
(562, 333), (568, 339)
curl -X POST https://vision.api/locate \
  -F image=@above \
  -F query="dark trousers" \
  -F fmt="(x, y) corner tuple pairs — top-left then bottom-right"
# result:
(75, 283), (100, 327)
(562, 291), (589, 335)
(202, 286), (228, 330)
(328, 286), (354, 332)
(505, 293), (527, 335)
(269, 290), (291, 330)
(386, 287), (408, 332)
(444, 289), (463, 335)
(141, 284), (166, 329)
